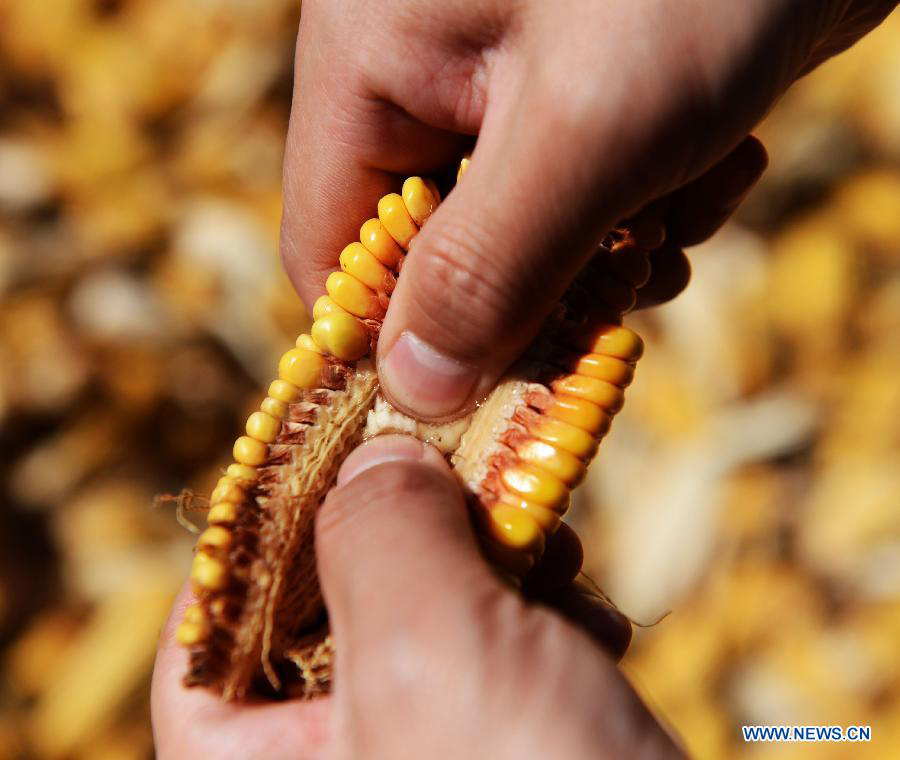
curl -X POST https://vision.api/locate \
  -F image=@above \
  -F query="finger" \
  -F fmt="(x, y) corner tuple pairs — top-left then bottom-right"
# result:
(627, 138), (765, 310)
(633, 242), (692, 309)
(151, 583), (330, 760)
(522, 527), (631, 660)
(317, 435), (500, 657)
(280, 12), (467, 310)
(523, 522), (584, 596)
(376, 82), (630, 420)
(664, 135), (768, 247)
(548, 582), (632, 661)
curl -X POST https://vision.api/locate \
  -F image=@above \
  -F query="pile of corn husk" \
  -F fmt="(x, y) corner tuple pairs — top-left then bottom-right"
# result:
(0, 2), (897, 757)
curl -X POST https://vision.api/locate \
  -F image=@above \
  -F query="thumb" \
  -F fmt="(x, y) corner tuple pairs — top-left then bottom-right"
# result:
(376, 95), (637, 420)
(316, 435), (499, 656)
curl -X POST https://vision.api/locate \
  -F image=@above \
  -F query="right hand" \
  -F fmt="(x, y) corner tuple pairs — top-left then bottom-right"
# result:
(280, 0), (894, 419)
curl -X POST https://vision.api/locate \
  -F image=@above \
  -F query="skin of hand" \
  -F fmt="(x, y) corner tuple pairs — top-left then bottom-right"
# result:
(153, 435), (684, 759)
(280, 0), (895, 420)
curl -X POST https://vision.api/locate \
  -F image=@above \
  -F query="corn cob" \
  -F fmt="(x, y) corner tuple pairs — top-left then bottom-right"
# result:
(177, 163), (654, 700)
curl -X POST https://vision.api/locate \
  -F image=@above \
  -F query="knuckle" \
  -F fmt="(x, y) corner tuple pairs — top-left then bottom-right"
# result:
(408, 220), (521, 357)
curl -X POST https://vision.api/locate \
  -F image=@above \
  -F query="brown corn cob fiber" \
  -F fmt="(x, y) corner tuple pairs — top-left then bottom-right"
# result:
(178, 158), (655, 700)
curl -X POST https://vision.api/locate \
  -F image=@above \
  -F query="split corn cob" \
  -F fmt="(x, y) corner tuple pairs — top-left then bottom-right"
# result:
(178, 162), (655, 700)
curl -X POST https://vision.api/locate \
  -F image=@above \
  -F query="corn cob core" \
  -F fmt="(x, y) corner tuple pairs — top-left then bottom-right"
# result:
(179, 164), (654, 700)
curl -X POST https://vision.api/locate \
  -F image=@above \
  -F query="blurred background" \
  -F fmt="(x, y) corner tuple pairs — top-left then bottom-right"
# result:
(0, 1), (896, 757)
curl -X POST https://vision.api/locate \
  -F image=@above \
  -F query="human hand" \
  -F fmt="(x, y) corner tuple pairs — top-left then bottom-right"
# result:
(281, 0), (894, 419)
(152, 434), (683, 759)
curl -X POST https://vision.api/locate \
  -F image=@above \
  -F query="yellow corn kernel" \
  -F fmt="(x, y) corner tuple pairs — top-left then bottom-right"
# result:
(514, 439), (585, 486)
(377, 193), (418, 249)
(325, 272), (384, 319)
(500, 463), (568, 508)
(191, 552), (228, 591)
(208, 501), (238, 524)
(312, 294), (351, 320)
(311, 312), (370, 361)
(198, 526), (232, 552)
(183, 603), (206, 625)
(209, 597), (231, 619)
(486, 505), (545, 553)
(278, 348), (327, 390)
(402, 176), (439, 226)
(497, 491), (563, 533)
(259, 396), (288, 419)
(530, 416), (598, 459)
(359, 218), (403, 269)
(552, 374), (625, 413)
(339, 242), (390, 291)
(544, 394), (611, 438)
(176, 620), (206, 646)
(246, 410), (280, 443)
(226, 463), (257, 483)
(578, 324), (644, 361)
(457, 156), (471, 182)
(211, 478), (243, 505)
(296, 333), (324, 354)
(233, 435), (268, 466)
(268, 379), (300, 404)
(570, 353), (634, 387)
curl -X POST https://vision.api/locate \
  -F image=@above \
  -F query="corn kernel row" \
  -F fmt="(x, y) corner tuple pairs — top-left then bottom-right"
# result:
(477, 321), (645, 575)
(177, 177), (441, 648)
